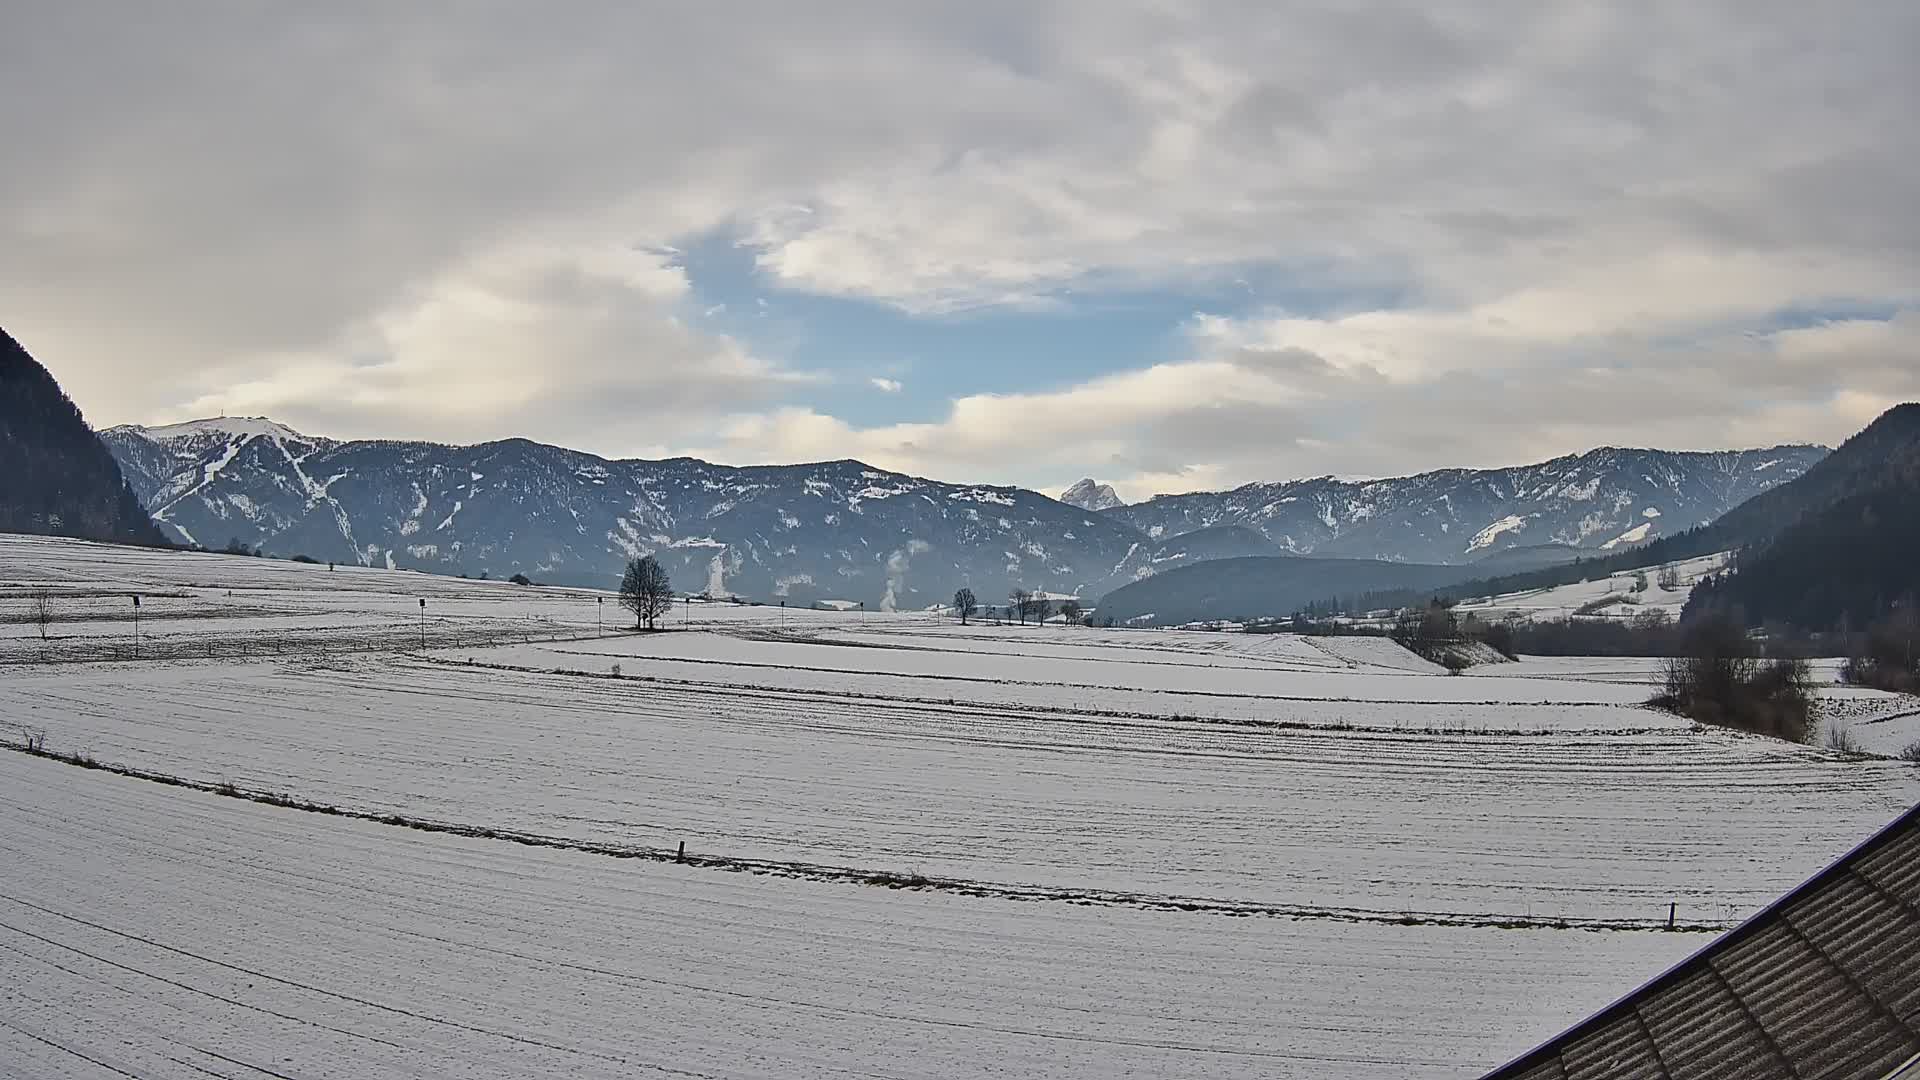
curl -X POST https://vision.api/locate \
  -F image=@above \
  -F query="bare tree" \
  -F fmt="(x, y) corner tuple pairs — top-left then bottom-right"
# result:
(1008, 587), (1031, 626)
(1657, 566), (1681, 591)
(1027, 595), (1051, 625)
(620, 556), (674, 630)
(30, 589), (52, 641)
(953, 588), (978, 625)
(1058, 599), (1083, 626)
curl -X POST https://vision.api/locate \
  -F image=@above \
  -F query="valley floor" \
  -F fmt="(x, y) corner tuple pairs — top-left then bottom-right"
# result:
(3, 534), (1917, 1077)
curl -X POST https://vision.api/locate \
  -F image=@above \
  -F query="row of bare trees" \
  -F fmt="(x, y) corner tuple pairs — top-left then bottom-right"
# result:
(950, 587), (1084, 627)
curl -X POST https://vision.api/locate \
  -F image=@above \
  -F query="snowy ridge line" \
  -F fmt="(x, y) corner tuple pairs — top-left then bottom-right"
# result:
(0, 740), (1725, 934)
(516, 647), (1644, 709)
(424, 655), (1674, 738)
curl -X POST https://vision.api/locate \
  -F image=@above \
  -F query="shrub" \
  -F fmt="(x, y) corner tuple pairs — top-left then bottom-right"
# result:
(290, 554), (320, 564)
(1899, 740), (1920, 764)
(1839, 610), (1920, 693)
(1440, 651), (1470, 675)
(1824, 724), (1862, 754)
(509, 573), (533, 586)
(1653, 615), (1814, 743)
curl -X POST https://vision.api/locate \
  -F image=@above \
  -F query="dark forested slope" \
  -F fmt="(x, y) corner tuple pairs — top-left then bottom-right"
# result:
(0, 328), (166, 546)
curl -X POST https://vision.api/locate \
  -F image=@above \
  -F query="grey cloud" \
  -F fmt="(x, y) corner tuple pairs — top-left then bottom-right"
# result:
(3, 1), (1916, 488)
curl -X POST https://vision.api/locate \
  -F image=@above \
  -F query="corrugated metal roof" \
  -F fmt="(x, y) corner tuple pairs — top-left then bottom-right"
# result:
(1484, 802), (1920, 1080)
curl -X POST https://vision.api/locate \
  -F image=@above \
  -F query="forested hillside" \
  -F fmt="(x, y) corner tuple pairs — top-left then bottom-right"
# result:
(0, 328), (166, 546)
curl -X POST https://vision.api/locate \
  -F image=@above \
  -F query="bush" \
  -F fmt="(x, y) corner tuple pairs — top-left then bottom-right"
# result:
(290, 554), (320, 564)
(509, 573), (533, 586)
(1899, 741), (1920, 764)
(1652, 615), (1815, 743)
(1839, 610), (1920, 693)
(1823, 724), (1862, 754)
(1440, 651), (1470, 675)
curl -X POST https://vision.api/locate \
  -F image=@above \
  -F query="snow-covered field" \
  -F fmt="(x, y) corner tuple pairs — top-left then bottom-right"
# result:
(1453, 551), (1729, 622)
(3, 533), (1918, 1078)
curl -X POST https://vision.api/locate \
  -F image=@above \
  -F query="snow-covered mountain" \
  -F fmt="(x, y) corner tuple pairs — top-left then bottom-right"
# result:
(100, 419), (1269, 604)
(1103, 446), (1828, 565)
(101, 418), (1825, 602)
(1059, 478), (1124, 512)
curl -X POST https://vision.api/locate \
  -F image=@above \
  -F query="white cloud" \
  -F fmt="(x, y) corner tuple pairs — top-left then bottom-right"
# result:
(168, 243), (814, 452)
(869, 377), (903, 393)
(703, 305), (1920, 500)
(1, 2), (1914, 490)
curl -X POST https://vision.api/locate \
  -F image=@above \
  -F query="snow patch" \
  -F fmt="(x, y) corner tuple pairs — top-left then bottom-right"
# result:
(1466, 514), (1528, 553)
(1602, 522), (1653, 549)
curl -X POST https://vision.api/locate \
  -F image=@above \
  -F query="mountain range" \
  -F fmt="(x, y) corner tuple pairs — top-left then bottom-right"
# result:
(100, 414), (1825, 606)
(101, 419), (1282, 607)
(1099, 403), (1919, 628)
(1100, 445), (1828, 565)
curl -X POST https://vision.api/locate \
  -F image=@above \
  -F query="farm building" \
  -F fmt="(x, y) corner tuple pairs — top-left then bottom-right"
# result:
(1483, 802), (1920, 1079)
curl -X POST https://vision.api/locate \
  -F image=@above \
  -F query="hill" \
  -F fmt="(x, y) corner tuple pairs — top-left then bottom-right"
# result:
(1685, 403), (1920, 630)
(0, 328), (166, 546)
(1094, 554), (1469, 626)
(1353, 403), (1920, 627)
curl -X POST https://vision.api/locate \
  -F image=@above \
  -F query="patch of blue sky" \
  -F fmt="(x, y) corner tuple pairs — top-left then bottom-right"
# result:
(664, 225), (1413, 427)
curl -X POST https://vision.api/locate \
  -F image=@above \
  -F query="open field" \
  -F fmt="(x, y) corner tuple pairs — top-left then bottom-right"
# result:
(0, 751), (1697, 1080)
(4, 533), (1918, 1077)
(1451, 552), (1729, 623)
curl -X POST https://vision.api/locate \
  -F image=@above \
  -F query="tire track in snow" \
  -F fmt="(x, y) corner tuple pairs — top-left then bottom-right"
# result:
(0, 745), (1726, 934)
(0, 894), (721, 1078)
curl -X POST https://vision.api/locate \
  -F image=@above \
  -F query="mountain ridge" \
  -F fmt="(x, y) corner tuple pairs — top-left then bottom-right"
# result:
(1104, 444), (1827, 564)
(101, 415), (1825, 604)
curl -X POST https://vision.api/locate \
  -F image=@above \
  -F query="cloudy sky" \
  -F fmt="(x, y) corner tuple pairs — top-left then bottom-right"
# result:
(5, 3), (1917, 500)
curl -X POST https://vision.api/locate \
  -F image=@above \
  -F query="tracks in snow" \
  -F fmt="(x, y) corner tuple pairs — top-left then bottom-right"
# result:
(0, 740), (1723, 935)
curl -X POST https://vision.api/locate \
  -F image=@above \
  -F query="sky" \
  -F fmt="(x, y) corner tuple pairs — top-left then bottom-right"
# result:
(4, 3), (1918, 502)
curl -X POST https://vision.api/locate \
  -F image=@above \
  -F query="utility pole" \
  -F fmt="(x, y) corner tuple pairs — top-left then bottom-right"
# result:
(597, 595), (603, 636)
(131, 594), (141, 659)
(418, 597), (426, 650)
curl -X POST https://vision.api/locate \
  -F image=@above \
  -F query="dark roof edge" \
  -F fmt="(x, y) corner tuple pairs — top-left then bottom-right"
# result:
(1482, 799), (1920, 1079)
(1883, 1050), (1920, 1080)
